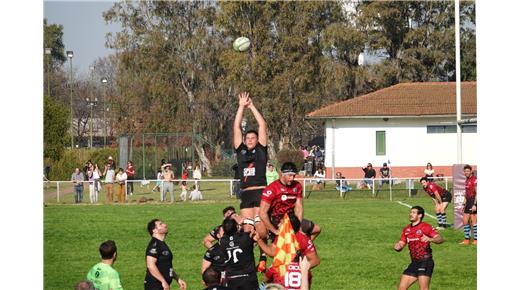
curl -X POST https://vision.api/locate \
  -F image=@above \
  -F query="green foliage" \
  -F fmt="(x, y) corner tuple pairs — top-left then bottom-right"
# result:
(44, 197), (476, 289)
(43, 18), (67, 70)
(210, 158), (237, 178)
(44, 95), (70, 161)
(45, 148), (117, 180)
(276, 148), (304, 171)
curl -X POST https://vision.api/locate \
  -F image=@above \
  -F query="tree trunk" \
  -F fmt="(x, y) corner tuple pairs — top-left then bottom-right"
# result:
(194, 141), (212, 176)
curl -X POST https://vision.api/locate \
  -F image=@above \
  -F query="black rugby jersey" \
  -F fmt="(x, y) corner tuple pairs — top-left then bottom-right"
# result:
(203, 243), (227, 273)
(235, 143), (267, 189)
(144, 237), (174, 288)
(220, 231), (256, 278)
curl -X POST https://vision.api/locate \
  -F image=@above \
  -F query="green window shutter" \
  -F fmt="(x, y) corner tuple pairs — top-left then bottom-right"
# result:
(376, 131), (386, 156)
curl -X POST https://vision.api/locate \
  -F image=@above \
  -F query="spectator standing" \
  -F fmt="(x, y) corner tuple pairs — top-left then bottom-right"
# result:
(424, 163), (435, 181)
(86, 240), (123, 290)
(125, 161), (135, 196)
(86, 164), (96, 204)
(161, 163), (175, 202)
(301, 145), (309, 159)
(362, 163), (376, 189)
(265, 163), (279, 185)
(71, 168), (85, 203)
(103, 156), (116, 203)
(115, 168), (127, 203)
(179, 169), (189, 201)
(193, 161), (202, 191)
(152, 169), (162, 193)
(144, 219), (187, 290)
(92, 164), (102, 202)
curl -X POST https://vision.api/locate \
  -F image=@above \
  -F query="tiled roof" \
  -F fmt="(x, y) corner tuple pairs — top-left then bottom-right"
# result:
(306, 82), (476, 118)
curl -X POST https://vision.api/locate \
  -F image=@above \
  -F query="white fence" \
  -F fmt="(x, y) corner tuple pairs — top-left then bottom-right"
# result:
(43, 176), (452, 204)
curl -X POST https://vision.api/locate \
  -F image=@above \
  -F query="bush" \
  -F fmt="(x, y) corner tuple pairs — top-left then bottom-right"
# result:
(276, 149), (304, 171)
(211, 158), (237, 178)
(44, 148), (117, 180)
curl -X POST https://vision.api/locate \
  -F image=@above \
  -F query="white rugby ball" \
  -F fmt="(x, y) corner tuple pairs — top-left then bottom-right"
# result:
(233, 37), (251, 52)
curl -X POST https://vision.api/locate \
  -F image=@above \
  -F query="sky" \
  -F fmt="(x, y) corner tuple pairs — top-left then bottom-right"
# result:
(44, 0), (121, 76)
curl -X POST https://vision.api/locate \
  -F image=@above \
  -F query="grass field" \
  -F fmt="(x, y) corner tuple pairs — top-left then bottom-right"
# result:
(44, 182), (476, 290)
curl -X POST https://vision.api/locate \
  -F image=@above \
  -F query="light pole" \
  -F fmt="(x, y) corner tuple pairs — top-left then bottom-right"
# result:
(101, 77), (108, 148)
(86, 97), (98, 148)
(44, 48), (52, 97)
(67, 50), (74, 149)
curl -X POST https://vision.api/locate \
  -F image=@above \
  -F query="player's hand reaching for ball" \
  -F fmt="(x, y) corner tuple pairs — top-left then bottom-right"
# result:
(238, 92), (251, 108)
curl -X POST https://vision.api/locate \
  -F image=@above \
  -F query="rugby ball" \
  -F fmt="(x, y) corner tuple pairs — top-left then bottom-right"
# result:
(233, 37), (251, 52)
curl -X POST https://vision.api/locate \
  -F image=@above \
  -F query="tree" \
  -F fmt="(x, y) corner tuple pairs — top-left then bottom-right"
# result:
(44, 95), (70, 161)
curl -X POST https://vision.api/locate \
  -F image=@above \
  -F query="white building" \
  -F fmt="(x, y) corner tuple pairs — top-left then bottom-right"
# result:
(306, 82), (476, 178)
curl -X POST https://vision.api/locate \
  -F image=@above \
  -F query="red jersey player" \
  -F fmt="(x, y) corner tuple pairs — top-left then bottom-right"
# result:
(461, 164), (477, 245)
(259, 162), (321, 241)
(394, 205), (444, 290)
(420, 177), (452, 229)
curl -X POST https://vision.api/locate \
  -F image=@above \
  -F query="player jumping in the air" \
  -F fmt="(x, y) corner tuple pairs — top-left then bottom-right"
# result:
(394, 206), (444, 290)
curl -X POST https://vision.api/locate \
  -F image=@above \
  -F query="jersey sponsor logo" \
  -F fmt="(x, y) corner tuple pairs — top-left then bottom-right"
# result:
(162, 250), (170, 256)
(416, 230), (422, 235)
(230, 241), (235, 247)
(243, 167), (256, 177)
(293, 188), (298, 193)
(281, 194), (287, 201)
(241, 150), (247, 155)
(149, 248), (157, 254)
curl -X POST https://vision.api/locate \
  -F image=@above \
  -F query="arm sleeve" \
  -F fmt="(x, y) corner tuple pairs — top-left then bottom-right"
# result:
(146, 243), (159, 259)
(109, 272), (124, 290)
(209, 226), (220, 240)
(261, 187), (274, 204)
(425, 224), (438, 238)
(399, 228), (407, 243)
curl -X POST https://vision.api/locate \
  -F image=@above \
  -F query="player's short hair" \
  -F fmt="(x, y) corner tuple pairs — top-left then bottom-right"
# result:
(411, 206), (425, 221)
(245, 129), (259, 137)
(202, 267), (221, 286)
(222, 206), (236, 216)
(222, 217), (238, 236)
(281, 162), (298, 175)
(265, 283), (285, 290)
(420, 176), (428, 183)
(99, 240), (117, 259)
(74, 280), (94, 290)
(288, 213), (301, 232)
(464, 164), (472, 171)
(147, 219), (160, 236)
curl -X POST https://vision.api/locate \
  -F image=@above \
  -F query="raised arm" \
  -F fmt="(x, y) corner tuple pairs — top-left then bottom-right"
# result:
(247, 97), (267, 147)
(233, 92), (251, 149)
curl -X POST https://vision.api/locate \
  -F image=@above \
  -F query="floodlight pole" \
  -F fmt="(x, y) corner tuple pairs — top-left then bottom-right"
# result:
(45, 48), (52, 97)
(455, 0), (462, 163)
(67, 50), (74, 149)
(101, 77), (108, 148)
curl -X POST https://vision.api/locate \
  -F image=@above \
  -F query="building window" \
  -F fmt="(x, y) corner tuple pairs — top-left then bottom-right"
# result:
(376, 131), (386, 156)
(427, 125), (477, 133)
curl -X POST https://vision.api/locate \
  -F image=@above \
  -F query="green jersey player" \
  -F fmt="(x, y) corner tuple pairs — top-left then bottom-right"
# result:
(86, 240), (123, 290)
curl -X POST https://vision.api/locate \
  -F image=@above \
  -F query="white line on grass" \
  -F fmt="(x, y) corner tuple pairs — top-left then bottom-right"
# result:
(396, 201), (437, 221)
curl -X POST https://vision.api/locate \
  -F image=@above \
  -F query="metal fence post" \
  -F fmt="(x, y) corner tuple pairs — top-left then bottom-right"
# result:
(389, 177), (393, 201)
(229, 180), (233, 197)
(57, 181), (60, 203)
(372, 179), (375, 197)
(303, 179), (306, 198)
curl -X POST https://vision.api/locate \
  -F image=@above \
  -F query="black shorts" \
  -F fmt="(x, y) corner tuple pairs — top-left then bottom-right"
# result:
(464, 198), (477, 214)
(441, 191), (452, 203)
(239, 188), (263, 209)
(226, 276), (259, 290)
(403, 259), (434, 277)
